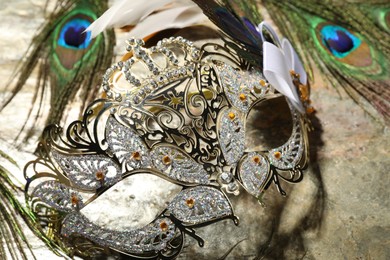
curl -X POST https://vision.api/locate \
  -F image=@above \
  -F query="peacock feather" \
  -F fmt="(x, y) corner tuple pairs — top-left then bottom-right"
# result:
(260, 0), (390, 124)
(0, 0), (115, 142)
(191, 0), (265, 68)
(0, 150), (48, 259)
(192, 0), (390, 124)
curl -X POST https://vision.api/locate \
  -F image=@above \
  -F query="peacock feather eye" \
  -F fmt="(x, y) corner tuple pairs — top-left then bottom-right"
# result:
(319, 25), (361, 59)
(58, 18), (92, 49)
(315, 22), (373, 67)
(52, 12), (98, 70)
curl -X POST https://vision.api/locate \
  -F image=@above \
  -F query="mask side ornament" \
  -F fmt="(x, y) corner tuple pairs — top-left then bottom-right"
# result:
(24, 33), (312, 258)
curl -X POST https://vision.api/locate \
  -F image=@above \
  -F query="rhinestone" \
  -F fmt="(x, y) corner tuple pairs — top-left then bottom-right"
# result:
(252, 156), (261, 164)
(133, 96), (141, 104)
(128, 38), (136, 45)
(71, 194), (79, 206)
(95, 170), (105, 181)
(274, 151), (282, 159)
(131, 151), (141, 161)
(239, 93), (246, 101)
(227, 182), (239, 192)
(115, 93), (122, 101)
(136, 39), (144, 45)
(228, 112), (236, 120)
(144, 86), (152, 94)
(159, 221), (168, 232)
(220, 172), (232, 184)
(162, 155), (171, 165)
(185, 198), (195, 208)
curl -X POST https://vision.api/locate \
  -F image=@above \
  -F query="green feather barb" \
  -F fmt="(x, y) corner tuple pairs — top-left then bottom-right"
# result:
(0, 0), (115, 142)
(261, 0), (390, 123)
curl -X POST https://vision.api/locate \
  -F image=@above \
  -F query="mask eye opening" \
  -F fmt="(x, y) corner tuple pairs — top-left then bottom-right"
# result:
(245, 96), (293, 151)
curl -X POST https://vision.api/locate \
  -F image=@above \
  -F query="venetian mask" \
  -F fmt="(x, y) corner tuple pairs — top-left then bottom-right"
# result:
(25, 34), (310, 258)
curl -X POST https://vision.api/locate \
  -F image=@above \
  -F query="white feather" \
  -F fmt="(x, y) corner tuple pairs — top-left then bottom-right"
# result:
(87, 0), (171, 38)
(130, 5), (204, 38)
(86, 0), (205, 39)
(263, 42), (304, 113)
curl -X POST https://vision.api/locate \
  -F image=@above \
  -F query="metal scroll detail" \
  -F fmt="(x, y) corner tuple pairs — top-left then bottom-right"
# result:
(61, 213), (179, 255)
(151, 146), (210, 184)
(24, 37), (310, 259)
(238, 153), (271, 198)
(116, 64), (228, 174)
(31, 180), (83, 212)
(268, 107), (305, 170)
(167, 186), (236, 225)
(52, 151), (122, 190)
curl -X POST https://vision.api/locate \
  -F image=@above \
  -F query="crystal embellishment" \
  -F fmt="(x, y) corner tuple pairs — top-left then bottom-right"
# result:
(61, 213), (177, 254)
(32, 180), (83, 212)
(268, 108), (305, 169)
(238, 153), (270, 197)
(151, 146), (210, 184)
(168, 186), (233, 225)
(24, 36), (310, 259)
(106, 116), (151, 171)
(219, 108), (246, 165)
(218, 64), (275, 112)
(52, 152), (121, 190)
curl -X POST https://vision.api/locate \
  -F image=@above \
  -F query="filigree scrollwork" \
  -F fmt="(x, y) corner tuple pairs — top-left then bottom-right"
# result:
(24, 36), (310, 259)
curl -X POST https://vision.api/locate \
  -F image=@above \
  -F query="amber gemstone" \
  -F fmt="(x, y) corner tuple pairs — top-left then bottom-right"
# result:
(159, 221), (168, 232)
(162, 155), (171, 165)
(131, 151), (141, 161)
(185, 198), (195, 208)
(95, 170), (105, 181)
(259, 79), (267, 87)
(70, 194), (79, 206)
(228, 112), (236, 120)
(274, 151), (282, 159)
(239, 93), (246, 101)
(252, 156), (261, 165)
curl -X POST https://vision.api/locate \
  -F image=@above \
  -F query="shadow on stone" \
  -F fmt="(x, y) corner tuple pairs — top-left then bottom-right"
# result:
(255, 112), (326, 259)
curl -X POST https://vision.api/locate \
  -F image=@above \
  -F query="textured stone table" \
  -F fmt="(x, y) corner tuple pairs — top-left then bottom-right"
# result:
(0, 1), (389, 259)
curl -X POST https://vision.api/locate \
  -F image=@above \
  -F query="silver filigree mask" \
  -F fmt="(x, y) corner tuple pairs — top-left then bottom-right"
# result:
(25, 36), (310, 258)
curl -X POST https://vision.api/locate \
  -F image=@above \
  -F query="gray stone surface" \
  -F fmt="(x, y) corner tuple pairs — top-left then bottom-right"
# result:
(0, 1), (389, 259)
